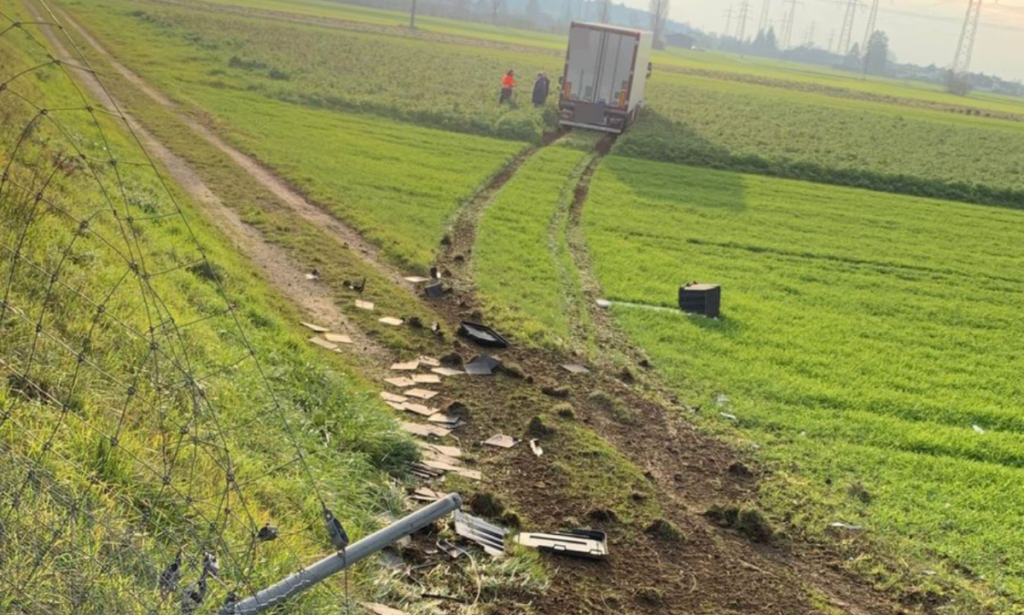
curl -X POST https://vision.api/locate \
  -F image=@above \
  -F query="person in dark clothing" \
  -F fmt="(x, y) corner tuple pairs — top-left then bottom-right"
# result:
(499, 70), (516, 105)
(532, 72), (550, 107)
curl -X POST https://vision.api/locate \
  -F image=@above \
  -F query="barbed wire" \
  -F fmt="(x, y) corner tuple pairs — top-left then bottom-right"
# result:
(0, 3), (359, 613)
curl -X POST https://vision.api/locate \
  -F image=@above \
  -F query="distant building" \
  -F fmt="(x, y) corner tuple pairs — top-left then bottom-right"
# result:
(666, 32), (697, 50)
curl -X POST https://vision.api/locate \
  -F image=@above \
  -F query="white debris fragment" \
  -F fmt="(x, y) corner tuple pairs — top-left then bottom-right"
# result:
(973, 424), (985, 434)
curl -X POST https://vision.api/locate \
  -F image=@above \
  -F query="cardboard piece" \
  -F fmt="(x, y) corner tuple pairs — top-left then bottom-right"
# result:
(404, 276), (431, 284)
(390, 361), (420, 371)
(324, 333), (353, 344)
(301, 322), (329, 333)
(380, 392), (408, 403)
(416, 442), (462, 458)
(561, 364), (591, 374)
(413, 374), (442, 385)
(417, 356), (441, 367)
(400, 422), (451, 438)
(410, 487), (446, 502)
(483, 434), (517, 449)
(309, 337), (339, 351)
(402, 402), (439, 417)
(384, 377), (417, 388)
(432, 367), (465, 377)
(355, 300), (375, 311)
(427, 413), (461, 427)
(364, 603), (409, 615)
(405, 388), (438, 400)
(385, 401), (406, 411)
(379, 317), (404, 327)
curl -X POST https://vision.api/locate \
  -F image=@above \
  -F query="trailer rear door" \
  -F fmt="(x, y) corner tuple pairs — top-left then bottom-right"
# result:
(565, 26), (638, 108)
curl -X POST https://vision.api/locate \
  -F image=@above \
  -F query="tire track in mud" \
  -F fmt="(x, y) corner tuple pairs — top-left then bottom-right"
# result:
(29, 0), (389, 361)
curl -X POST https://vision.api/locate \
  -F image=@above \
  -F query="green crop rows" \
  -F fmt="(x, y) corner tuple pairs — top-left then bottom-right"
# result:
(474, 135), (597, 348)
(618, 72), (1024, 207)
(584, 156), (1024, 607)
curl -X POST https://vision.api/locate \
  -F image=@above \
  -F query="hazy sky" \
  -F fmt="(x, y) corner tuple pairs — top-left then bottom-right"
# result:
(617, 0), (1024, 81)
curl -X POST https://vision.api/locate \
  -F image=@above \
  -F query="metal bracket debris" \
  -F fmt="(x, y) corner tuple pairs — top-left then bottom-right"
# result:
(458, 322), (509, 348)
(453, 510), (507, 556)
(465, 355), (501, 376)
(516, 529), (608, 560)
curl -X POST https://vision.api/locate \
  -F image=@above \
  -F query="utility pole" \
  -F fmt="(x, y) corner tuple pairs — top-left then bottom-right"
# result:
(409, 0), (417, 29)
(736, 0), (751, 41)
(781, 0), (801, 49)
(758, 0), (771, 34)
(952, 0), (983, 77)
(861, 0), (879, 53)
(804, 20), (816, 47)
(724, 5), (734, 37)
(837, 0), (858, 56)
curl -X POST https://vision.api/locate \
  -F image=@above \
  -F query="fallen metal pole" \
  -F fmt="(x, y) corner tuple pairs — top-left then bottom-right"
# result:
(220, 494), (462, 615)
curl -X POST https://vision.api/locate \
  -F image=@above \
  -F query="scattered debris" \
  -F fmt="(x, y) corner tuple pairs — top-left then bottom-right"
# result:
(355, 300), (375, 311)
(410, 487), (447, 503)
(828, 522), (866, 533)
(420, 447), (462, 466)
(380, 392), (408, 404)
(402, 402), (439, 417)
(716, 394), (730, 407)
(391, 361), (420, 371)
(528, 439), (543, 457)
(305, 269), (320, 282)
(428, 413), (462, 427)
(257, 524), (279, 542)
(679, 283), (721, 318)
(973, 424), (985, 434)
(453, 510), (507, 556)
(459, 322), (510, 349)
(344, 278), (366, 293)
(413, 374), (442, 385)
(301, 322), (329, 333)
(385, 401), (406, 411)
(418, 356), (441, 367)
(561, 364), (591, 374)
(465, 355), (502, 376)
(385, 377), (417, 388)
(405, 388), (439, 400)
(719, 412), (738, 421)
(431, 367), (464, 377)
(400, 422), (451, 438)
(379, 317), (404, 327)
(517, 529), (608, 560)
(424, 282), (445, 299)
(308, 337), (339, 352)
(324, 333), (353, 344)
(423, 460), (481, 481)
(596, 299), (612, 309)
(483, 434), (517, 449)
(404, 276), (431, 284)
(417, 442), (462, 458)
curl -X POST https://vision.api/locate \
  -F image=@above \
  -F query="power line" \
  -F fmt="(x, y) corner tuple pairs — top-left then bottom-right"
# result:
(861, 0), (880, 53)
(782, 0), (803, 48)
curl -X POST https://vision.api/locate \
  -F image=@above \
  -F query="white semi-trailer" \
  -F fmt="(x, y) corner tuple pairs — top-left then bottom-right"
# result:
(558, 22), (654, 134)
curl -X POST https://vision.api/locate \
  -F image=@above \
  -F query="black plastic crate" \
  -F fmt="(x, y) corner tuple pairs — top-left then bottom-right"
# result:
(679, 283), (721, 318)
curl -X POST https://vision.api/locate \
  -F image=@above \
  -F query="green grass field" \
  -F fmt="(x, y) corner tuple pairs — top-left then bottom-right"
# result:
(584, 157), (1024, 607)
(25, 0), (1024, 610)
(618, 71), (1024, 206)
(473, 134), (597, 348)
(0, 14), (412, 612)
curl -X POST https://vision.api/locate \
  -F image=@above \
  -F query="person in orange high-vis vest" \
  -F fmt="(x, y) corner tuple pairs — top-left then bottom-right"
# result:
(499, 70), (516, 105)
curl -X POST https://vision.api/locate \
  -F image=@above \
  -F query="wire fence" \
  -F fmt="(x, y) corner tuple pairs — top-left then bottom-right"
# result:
(0, 3), (363, 613)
